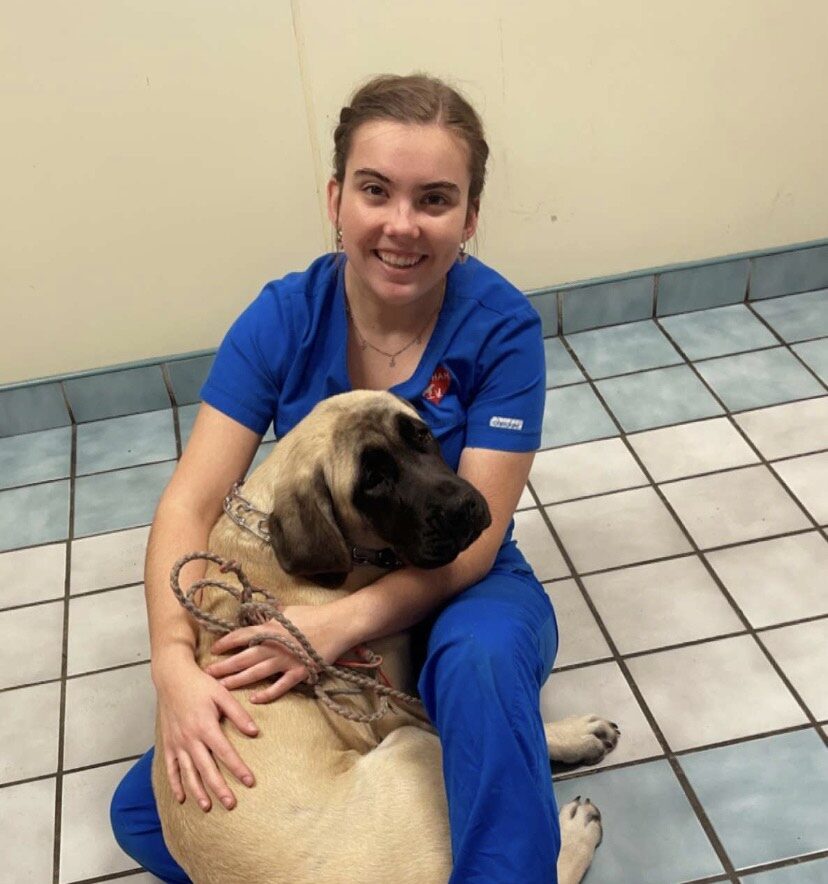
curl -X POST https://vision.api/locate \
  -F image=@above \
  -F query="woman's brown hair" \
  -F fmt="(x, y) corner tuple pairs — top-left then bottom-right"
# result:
(332, 73), (489, 205)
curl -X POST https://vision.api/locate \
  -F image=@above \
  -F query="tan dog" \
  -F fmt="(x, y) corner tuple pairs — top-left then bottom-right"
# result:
(152, 390), (618, 883)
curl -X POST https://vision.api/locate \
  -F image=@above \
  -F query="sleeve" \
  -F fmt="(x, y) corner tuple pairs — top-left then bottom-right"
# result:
(199, 283), (290, 434)
(464, 306), (546, 452)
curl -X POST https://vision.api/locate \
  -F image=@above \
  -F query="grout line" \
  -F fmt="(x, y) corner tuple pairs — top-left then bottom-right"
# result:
(52, 422), (77, 883)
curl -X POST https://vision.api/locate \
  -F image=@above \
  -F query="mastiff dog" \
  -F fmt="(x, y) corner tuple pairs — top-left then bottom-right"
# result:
(153, 390), (618, 883)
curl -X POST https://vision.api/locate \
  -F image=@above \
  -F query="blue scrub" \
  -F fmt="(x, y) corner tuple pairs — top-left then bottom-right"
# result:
(111, 254), (561, 882)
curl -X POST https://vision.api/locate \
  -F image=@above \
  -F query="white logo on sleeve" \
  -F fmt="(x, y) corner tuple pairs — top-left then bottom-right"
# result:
(489, 416), (524, 431)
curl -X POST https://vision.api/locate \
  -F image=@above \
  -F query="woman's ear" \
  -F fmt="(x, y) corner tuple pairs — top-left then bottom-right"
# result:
(326, 177), (342, 227)
(267, 467), (352, 588)
(464, 197), (480, 242)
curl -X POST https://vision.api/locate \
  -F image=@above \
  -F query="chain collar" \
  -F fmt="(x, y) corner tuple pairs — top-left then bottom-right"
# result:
(222, 481), (402, 570)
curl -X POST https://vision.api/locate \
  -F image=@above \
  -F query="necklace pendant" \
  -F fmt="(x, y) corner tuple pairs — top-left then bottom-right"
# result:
(389, 355), (396, 367)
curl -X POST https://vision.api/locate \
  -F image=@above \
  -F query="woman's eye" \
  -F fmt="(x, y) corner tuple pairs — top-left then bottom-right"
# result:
(363, 184), (385, 197)
(423, 193), (448, 206)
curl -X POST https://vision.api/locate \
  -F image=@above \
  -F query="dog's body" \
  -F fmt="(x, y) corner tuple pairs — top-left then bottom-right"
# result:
(152, 391), (615, 883)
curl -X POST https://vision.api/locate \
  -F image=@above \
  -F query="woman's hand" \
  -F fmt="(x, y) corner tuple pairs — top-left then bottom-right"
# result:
(204, 605), (355, 704)
(154, 654), (259, 813)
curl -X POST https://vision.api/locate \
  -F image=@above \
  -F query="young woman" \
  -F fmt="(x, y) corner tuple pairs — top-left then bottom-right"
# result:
(111, 73), (560, 883)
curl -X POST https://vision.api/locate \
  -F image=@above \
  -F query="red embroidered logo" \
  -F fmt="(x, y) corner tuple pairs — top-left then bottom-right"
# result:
(423, 365), (451, 404)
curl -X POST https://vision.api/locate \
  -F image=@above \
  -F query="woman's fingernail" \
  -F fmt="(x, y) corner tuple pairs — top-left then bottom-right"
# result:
(243, 776), (254, 787)
(199, 800), (210, 811)
(222, 797), (234, 809)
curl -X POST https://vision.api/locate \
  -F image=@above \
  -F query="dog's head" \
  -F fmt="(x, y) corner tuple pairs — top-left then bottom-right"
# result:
(265, 391), (491, 587)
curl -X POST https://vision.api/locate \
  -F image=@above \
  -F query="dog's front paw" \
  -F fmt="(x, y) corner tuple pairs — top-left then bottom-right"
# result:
(545, 714), (620, 765)
(557, 797), (602, 884)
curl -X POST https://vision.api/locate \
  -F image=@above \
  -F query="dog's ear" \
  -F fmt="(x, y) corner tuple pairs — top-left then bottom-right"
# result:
(267, 467), (352, 588)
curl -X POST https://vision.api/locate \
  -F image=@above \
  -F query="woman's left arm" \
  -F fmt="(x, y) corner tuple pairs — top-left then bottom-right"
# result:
(206, 447), (534, 701)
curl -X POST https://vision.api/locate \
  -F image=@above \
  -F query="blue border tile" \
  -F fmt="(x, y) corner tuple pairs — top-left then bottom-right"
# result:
(596, 365), (724, 432)
(76, 410), (176, 476)
(544, 337), (585, 388)
(681, 729), (828, 868)
(554, 760), (723, 883)
(750, 244), (828, 300)
(0, 480), (70, 552)
(660, 304), (779, 360)
(565, 321), (683, 379)
(528, 290), (558, 336)
(166, 355), (214, 406)
(696, 348), (825, 412)
(741, 857), (828, 882)
(0, 427), (72, 490)
(792, 338), (828, 384)
(64, 366), (171, 423)
(541, 384), (618, 448)
(562, 276), (654, 334)
(658, 259), (749, 316)
(0, 383), (70, 438)
(750, 289), (828, 343)
(74, 461), (176, 537)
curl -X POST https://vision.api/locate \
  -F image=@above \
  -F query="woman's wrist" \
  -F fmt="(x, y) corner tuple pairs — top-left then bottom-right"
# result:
(150, 640), (198, 686)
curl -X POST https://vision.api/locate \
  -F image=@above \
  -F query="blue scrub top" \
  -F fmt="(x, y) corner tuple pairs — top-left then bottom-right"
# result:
(201, 253), (546, 572)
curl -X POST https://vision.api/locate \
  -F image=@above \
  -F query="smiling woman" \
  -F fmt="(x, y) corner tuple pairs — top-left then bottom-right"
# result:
(109, 73), (580, 884)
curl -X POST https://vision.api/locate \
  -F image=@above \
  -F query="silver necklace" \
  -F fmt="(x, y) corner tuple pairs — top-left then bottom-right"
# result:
(345, 298), (441, 368)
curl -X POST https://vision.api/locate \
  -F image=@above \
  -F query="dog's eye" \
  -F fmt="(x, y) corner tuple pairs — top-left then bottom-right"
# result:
(362, 468), (386, 492)
(416, 426), (432, 444)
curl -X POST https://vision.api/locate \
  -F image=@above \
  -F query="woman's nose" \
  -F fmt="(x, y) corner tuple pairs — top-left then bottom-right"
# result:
(383, 201), (420, 238)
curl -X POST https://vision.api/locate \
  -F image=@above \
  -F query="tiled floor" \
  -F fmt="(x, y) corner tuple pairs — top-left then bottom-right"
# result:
(1, 288), (826, 883)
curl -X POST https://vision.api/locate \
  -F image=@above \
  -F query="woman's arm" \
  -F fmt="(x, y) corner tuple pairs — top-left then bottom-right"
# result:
(208, 447), (535, 702)
(146, 402), (264, 811)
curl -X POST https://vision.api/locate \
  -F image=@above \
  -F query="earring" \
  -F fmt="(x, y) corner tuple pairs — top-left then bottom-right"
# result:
(336, 228), (344, 252)
(458, 240), (467, 263)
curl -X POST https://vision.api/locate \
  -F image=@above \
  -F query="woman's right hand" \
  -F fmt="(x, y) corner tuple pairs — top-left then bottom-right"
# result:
(154, 655), (260, 812)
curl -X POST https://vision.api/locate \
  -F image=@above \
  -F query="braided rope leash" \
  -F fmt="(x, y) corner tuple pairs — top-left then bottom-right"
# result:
(170, 551), (424, 723)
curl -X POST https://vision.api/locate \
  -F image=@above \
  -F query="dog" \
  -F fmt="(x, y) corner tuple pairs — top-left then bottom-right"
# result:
(152, 390), (618, 883)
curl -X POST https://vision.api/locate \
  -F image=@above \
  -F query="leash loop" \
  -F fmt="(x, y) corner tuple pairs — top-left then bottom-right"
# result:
(170, 551), (424, 723)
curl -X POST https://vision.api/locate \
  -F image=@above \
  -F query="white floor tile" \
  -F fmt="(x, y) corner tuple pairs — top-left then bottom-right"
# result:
(734, 396), (828, 459)
(546, 487), (691, 573)
(583, 555), (743, 654)
(67, 585), (150, 676)
(0, 777), (55, 882)
(0, 542), (65, 609)
(706, 532), (828, 627)
(59, 760), (136, 883)
(530, 438), (647, 504)
(544, 579), (611, 668)
(542, 661), (663, 769)
(70, 525), (150, 594)
(759, 619), (828, 720)
(627, 635), (806, 751)
(0, 681), (61, 784)
(0, 600), (64, 689)
(512, 509), (570, 581)
(660, 465), (811, 549)
(773, 452), (828, 525)
(628, 416), (759, 482)
(63, 664), (155, 769)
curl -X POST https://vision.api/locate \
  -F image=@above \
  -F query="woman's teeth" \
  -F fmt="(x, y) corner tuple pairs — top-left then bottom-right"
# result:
(375, 251), (424, 268)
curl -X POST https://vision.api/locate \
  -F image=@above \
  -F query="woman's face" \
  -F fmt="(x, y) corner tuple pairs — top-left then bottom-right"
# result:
(327, 120), (478, 308)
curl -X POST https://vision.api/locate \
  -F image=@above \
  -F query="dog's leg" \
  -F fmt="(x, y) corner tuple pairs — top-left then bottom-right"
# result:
(544, 715), (620, 765)
(556, 797), (602, 884)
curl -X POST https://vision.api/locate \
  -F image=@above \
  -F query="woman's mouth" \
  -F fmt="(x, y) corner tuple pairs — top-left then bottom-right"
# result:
(373, 250), (427, 269)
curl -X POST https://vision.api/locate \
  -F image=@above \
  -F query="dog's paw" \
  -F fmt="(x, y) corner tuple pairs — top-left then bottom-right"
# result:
(557, 797), (602, 883)
(545, 714), (620, 765)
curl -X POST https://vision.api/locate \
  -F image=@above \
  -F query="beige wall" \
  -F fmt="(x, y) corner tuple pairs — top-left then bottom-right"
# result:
(2, 0), (827, 384)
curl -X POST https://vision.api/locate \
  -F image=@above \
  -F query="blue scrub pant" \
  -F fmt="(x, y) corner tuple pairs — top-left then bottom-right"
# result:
(111, 568), (560, 883)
